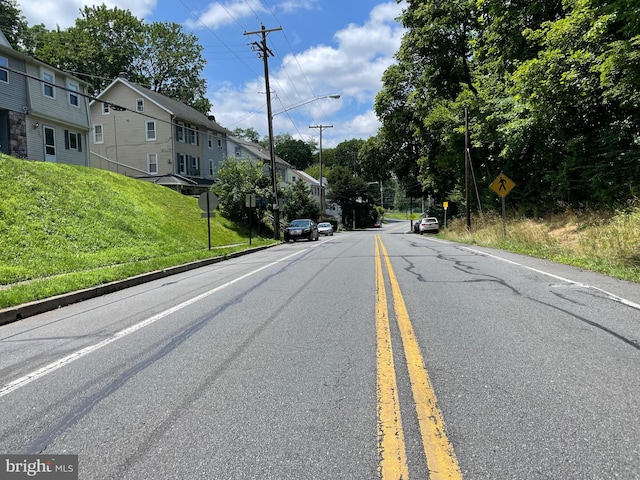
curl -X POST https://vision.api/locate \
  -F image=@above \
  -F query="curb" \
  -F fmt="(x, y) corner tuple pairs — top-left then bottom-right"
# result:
(0, 244), (275, 327)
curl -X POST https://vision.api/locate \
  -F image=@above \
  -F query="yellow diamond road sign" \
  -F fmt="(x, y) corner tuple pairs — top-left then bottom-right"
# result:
(490, 173), (515, 198)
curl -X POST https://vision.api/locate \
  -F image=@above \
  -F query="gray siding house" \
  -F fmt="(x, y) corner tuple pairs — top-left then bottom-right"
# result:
(226, 136), (292, 186)
(0, 32), (90, 164)
(89, 76), (229, 195)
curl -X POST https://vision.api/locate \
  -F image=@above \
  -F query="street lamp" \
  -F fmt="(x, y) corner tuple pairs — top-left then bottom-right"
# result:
(273, 94), (340, 117)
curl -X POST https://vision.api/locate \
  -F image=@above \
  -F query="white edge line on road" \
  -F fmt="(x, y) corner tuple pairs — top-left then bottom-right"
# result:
(0, 247), (311, 399)
(418, 236), (640, 311)
(459, 244), (640, 311)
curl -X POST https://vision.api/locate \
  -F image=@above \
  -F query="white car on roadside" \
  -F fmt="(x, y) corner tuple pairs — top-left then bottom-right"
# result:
(317, 222), (334, 236)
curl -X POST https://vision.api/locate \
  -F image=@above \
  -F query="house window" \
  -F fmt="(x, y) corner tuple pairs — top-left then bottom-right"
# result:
(178, 154), (187, 175)
(65, 130), (82, 151)
(0, 57), (8, 83)
(146, 121), (156, 141)
(147, 153), (158, 174)
(191, 156), (200, 175)
(93, 124), (103, 144)
(102, 102), (110, 115)
(176, 123), (184, 143)
(68, 82), (79, 107)
(136, 98), (144, 112)
(218, 139), (222, 149)
(42, 70), (55, 98)
(208, 135), (213, 149)
(187, 126), (198, 146)
(208, 159), (214, 176)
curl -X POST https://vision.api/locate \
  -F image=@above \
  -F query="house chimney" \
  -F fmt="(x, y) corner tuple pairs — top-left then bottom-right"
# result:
(208, 115), (216, 122)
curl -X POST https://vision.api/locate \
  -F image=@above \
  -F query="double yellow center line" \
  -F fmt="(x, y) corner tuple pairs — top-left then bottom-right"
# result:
(375, 235), (463, 480)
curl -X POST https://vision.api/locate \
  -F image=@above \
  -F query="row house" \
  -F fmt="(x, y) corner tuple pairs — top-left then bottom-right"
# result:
(226, 135), (292, 185)
(89, 75), (229, 195)
(0, 32), (90, 165)
(289, 168), (341, 220)
(227, 136), (340, 219)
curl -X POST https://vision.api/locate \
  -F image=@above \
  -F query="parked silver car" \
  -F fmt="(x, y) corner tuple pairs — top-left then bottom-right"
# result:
(419, 217), (440, 234)
(317, 222), (334, 236)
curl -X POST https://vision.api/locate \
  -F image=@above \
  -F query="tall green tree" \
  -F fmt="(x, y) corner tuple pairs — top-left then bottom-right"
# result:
(0, 0), (27, 50)
(35, 5), (144, 94)
(326, 166), (372, 227)
(281, 180), (320, 222)
(134, 21), (211, 114)
(273, 134), (314, 170)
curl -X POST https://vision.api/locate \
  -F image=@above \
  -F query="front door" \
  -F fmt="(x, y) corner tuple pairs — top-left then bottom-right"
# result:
(44, 126), (56, 162)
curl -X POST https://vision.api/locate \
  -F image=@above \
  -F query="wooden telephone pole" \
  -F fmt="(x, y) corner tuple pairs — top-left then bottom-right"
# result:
(245, 25), (282, 239)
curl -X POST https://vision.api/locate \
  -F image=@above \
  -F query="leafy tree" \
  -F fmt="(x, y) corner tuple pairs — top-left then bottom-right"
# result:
(231, 127), (261, 143)
(332, 139), (366, 174)
(326, 166), (373, 227)
(35, 5), (144, 94)
(274, 134), (314, 170)
(377, 0), (640, 214)
(281, 180), (320, 222)
(134, 21), (211, 114)
(0, 0), (27, 50)
(212, 159), (271, 222)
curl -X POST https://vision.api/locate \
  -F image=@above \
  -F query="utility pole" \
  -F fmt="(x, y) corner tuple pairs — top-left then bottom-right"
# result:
(309, 124), (332, 218)
(245, 25), (282, 240)
(465, 106), (471, 231)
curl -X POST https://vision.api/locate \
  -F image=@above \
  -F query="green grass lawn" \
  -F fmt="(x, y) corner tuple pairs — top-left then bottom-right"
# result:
(0, 156), (276, 309)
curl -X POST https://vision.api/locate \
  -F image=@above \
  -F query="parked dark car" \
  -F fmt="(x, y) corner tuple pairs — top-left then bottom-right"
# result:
(284, 219), (319, 242)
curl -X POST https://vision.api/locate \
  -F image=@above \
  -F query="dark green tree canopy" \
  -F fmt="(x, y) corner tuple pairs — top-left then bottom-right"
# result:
(31, 5), (211, 114)
(0, 0), (27, 50)
(274, 134), (314, 170)
(281, 179), (320, 222)
(377, 0), (640, 214)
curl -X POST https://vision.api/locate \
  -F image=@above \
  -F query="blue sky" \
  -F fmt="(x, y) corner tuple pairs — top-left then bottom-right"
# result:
(19, 0), (406, 147)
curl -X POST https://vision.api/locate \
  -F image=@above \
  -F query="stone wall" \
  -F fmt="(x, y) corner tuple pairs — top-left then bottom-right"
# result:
(8, 111), (27, 158)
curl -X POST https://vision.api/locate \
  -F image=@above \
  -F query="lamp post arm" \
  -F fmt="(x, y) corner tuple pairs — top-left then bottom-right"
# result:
(273, 94), (340, 117)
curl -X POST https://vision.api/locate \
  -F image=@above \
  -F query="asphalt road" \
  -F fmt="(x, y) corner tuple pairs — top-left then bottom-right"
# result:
(1, 220), (639, 479)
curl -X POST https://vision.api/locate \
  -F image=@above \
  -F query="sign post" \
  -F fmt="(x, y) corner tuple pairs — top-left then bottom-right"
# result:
(443, 201), (449, 229)
(489, 173), (515, 238)
(245, 194), (256, 245)
(198, 192), (219, 250)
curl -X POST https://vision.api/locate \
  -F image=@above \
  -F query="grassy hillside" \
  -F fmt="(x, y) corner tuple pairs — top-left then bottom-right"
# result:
(0, 156), (275, 308)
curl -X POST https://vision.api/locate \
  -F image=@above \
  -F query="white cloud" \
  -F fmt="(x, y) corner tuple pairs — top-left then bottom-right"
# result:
(184, 0), (266, 30)
(185, 0), (318, 30)
(211, 1), (406, 142)
(19, 0), (156, 29)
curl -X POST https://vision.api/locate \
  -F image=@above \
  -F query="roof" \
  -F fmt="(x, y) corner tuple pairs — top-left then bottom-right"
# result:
(0, 31), (89, 87)
(292, 169), (321, 186)
(95, 77), (230, 135)
(136, 174), (198, 187)
(229, 136), (291, 168)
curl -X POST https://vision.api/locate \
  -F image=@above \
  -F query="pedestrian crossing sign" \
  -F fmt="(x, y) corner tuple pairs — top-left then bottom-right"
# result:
(490, 173), (515, 198)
